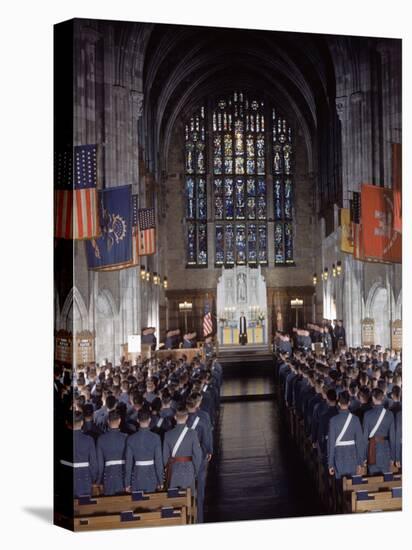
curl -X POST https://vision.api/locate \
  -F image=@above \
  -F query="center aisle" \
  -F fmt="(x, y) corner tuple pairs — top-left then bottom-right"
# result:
(204, 362), (324, 523)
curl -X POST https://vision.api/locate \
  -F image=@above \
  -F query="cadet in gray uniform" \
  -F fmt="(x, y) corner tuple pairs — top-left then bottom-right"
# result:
(96, 410), (127, 495)
(328, 391), (364, 479)
(61, 411), (98, 498)
(395, 409), (402, 469)
(163, 405), (203, 495)
(186, 393), (213, 522)
(362, 388), (396, 475)
(125, 408), (164, 493)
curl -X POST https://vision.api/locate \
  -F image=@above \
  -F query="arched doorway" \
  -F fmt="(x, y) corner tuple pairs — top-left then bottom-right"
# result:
(96, 289), (117, 366)
(370, 286), (390, 348)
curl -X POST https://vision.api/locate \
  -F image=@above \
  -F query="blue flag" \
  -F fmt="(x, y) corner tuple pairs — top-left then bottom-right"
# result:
(85, 185), (133, 270)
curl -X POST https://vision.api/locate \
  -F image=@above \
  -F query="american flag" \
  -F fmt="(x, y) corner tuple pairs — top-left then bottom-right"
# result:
(54, 145), (100, 239)
(138, 208), (156, 256)
(203, 301), (213, 337)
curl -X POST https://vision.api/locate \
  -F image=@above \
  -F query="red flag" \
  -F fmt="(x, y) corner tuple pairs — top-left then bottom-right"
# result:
(361, 183), (401, 263)
(392, 143), (402, 233)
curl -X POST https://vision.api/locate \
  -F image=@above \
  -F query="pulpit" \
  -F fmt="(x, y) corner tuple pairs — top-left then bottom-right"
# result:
(216, 265), (268, 346)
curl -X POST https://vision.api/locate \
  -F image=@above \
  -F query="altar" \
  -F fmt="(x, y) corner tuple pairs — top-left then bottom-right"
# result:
(216, 265), (268, 346)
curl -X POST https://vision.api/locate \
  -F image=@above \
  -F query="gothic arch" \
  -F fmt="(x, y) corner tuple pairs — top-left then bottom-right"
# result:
(395, 289), (402, 320)
(95, 288), (118, 366)
(60, 287), (89, 332)
(365, 282), (390, 348)
(365, 281), (385, 318)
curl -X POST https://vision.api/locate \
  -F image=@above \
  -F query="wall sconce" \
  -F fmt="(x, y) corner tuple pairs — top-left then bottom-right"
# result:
(140, 265), (146, 281)
(163, 276), (168, 289)
(145, 270), (151, 282)
(313, 273), (317, 285)
(336, 260), (342, 276)
(332, 264), (337, 278)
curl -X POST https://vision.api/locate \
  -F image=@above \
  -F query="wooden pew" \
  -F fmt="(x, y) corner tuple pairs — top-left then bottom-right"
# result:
(73, 506), (187, 531)
(341, 474), (402, 513)
(75, 488), (196, 524)
(350, 488), (402, 513)
(342, 473), (402, 494)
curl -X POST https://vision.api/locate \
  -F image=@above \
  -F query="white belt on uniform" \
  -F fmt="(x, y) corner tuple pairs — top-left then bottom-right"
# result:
(335, 440), (355, 447)
(60, 460), (89, 468)
(105, 460), (125, 466)
(135, 460), (154, 466)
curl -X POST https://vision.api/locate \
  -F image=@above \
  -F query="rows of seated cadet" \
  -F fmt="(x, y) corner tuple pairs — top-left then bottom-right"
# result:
(276, 345), (402, 482)
(54, 354), (223, 523)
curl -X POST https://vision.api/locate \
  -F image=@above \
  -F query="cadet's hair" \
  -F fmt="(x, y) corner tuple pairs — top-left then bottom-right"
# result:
(82, 403), (94, 419)
(377, 379), (387, 391)
(108, 409), (121, 424)
(151, 397), (162, 413)
(338, 391), (350, 406)
(175, 404), (189, 419)
(190, 391), (202, 403)
(185, 394), (197, 409)
(391, 385), (401, 399)
(326, 389), (337, 403)
(132, 392), (144, 406)
(371, 387), (385, 402)
(137, 408), (151, 424)
(106, 395), (118, 410)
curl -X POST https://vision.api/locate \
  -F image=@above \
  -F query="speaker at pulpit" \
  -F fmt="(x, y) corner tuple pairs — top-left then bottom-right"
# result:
(216, 266), (267, 347)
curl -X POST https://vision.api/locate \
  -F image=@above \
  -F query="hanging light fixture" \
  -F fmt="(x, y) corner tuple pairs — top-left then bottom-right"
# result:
(332, 264), (337, 277)
(140, 265), (146, 280)
(146, 270), (151, 282)
(323, 267), (329, 281)
(313, 273), (317, 285)
(163, 276), (168, 289)
(336, 260), (342, 276)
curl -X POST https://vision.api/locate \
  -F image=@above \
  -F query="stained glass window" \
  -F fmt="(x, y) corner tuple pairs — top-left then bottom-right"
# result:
(184, 96), (294, 267)
(212, 91), (267, 265)
(184, 107), (207, 266)
(272, 109), (294, 264)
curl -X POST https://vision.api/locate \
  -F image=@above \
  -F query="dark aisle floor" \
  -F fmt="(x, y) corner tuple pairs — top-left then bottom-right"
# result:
(204, 374), (324, 523)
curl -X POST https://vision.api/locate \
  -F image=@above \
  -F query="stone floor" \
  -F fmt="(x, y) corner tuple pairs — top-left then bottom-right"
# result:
(204, 362), (324, 523)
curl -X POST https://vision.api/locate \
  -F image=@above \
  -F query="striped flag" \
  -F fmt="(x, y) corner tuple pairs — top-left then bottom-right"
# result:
(54, 145), (100, 239)
(138, 208), (156, 256)
(203, 301), (213, 337)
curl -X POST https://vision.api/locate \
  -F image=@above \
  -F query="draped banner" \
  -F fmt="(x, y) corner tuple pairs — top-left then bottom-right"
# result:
(85, 185), (133, 270)
(340, 208), (354, 254)
(360, 183), (402, 263)
(392, 143), (402, 233)
(54, 145), (100, 239)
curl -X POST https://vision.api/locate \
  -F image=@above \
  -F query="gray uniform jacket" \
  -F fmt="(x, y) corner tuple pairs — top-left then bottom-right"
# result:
(163, 424), (203, 491)
(72, 430), (98, 497)
(395, 409), (402, 465)
(187, 411), (213, 457)
(125, 427), (164, 492)
(362, 405), (395, 474)
(96, 429), (127, 495)
(327, 410), (363, 479)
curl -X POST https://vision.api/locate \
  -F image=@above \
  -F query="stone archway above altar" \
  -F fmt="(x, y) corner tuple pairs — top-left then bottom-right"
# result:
(216, 265), (268, 346)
